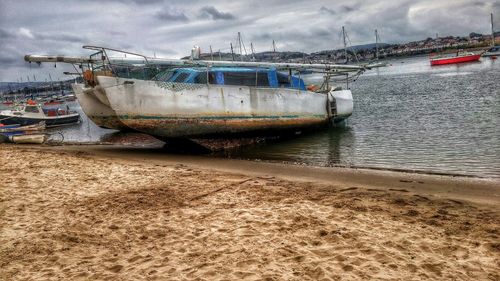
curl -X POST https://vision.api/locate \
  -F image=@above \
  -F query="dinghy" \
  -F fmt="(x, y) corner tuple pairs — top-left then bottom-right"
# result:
(9, 134), (46, 144)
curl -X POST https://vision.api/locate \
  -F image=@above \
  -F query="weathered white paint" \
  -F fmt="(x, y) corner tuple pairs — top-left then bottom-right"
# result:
(330, 90), (354, 118)
(71, 83), (128, 130)
(96, 76), (353, 138)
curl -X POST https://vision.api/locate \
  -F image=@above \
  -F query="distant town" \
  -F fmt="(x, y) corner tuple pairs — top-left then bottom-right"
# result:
(1, 31), (498, 99)
(199, 31), (500, 63)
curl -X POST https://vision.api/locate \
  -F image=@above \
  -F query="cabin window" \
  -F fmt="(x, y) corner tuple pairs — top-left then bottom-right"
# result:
(154, 70), (175, 82)
(277, 73), (290, 87)
(173, 72), (190, 83)
(224, 72), (269, 87)
(24, 106), (40, 113)
(193, 72), (217, 84)
(256, 73), (270, 87)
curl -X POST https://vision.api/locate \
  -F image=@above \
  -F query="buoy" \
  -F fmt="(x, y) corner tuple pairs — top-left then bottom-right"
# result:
(83, 70), (93, 82)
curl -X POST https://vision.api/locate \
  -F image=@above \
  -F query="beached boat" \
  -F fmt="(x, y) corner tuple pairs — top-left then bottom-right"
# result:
(430, 51), (481, 66)
(0, 103), (79, 127)
(24, 46), (375, 141)
(0, 121), (45, 133)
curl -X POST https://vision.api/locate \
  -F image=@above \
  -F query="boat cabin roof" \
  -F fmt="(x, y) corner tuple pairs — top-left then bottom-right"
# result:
(154, 67), (306, 90)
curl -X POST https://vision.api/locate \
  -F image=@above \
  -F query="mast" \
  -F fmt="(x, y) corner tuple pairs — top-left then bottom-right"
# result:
(492, 13), (495, 47)
(342, 26), (348, 63)
(209, 45), (214, 61)
(250, 42), (255, 61)
(238, 32), (243, 61)
(230, 43), (235, 61)
(375, 29), (379, 60)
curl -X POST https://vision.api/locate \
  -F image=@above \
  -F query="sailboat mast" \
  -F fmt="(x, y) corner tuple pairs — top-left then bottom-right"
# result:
(230, 43), (235, 61)
(375, 29), (379, 60)
(491, 13), (495, 47)
(250, 42), (255, 61)
(342, 26), (347, 62)
(238, 32), (243, 61)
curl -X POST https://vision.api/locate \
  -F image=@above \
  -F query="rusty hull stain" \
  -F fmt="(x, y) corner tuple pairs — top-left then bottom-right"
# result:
(119, 115), (328, 138)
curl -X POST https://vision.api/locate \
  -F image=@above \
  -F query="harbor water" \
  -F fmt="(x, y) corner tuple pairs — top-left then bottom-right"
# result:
(228, 55), (500, 178)
(19, 55), (499, 178)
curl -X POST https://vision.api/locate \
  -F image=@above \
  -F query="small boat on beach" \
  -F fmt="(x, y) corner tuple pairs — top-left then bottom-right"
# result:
(430, 51), (481, 66)
(0, 122), (46, 133)
(9, 134), (47, 144)
(0, 103), (79, 127)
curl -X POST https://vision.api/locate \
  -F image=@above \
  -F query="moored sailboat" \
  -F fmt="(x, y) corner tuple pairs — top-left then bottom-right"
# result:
(430, 51), (481, 66)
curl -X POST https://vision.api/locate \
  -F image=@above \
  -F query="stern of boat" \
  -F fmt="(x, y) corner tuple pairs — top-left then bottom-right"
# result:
(327, 89), (353, 124)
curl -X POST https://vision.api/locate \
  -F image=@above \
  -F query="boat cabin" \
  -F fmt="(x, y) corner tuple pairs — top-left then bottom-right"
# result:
(10, 104), (70, 118)
(154, 68), (306, 90)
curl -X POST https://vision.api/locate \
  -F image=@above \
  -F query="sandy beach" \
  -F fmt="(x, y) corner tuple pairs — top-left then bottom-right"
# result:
(0, 144), (499, 280)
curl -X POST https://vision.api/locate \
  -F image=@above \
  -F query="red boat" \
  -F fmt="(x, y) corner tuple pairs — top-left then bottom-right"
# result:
(430, 52), (481, 66)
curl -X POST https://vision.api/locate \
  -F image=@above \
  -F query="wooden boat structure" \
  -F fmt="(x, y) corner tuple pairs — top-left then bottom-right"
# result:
(25, 45), (378, 147)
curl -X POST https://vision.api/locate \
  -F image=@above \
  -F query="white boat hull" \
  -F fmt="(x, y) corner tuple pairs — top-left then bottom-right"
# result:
(96, 76), (353, 139)
(71, 83), (129, 130)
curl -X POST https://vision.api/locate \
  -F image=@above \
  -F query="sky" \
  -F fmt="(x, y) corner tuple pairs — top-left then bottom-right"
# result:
(0, 0), (498, 82)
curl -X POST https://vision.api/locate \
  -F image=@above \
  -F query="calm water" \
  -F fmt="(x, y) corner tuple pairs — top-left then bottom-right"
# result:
(229, 56), (500, 178)
(7, 55), (498, 178)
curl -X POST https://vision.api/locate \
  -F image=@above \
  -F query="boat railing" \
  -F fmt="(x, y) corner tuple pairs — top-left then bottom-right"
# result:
(24, 45), (373, 91)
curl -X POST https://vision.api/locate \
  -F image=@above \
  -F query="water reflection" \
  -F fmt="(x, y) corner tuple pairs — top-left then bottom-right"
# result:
(227, 126), (355, 167)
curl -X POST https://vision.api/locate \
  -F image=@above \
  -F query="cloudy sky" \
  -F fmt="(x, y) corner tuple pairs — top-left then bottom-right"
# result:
(0, 0), (498, 82)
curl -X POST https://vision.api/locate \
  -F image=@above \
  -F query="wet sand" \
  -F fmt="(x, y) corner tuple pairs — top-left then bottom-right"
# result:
(1, 144), (499, 280)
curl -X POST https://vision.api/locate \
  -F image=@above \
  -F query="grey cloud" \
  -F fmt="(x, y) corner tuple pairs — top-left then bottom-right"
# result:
(319, 6), (336, 15)
(0, 28), (15, 39)
(88, 0), (164, 4)
(0, 56), (17, 65)
(0, 0), (498, 82)
(341, 5), (356, 12)
(156, 8), (189, 22)
(199, 6), (235, 20)
(37, 33), (88, 44)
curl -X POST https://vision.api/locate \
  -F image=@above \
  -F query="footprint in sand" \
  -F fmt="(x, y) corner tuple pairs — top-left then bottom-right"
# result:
(107, 264), (124, 273)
